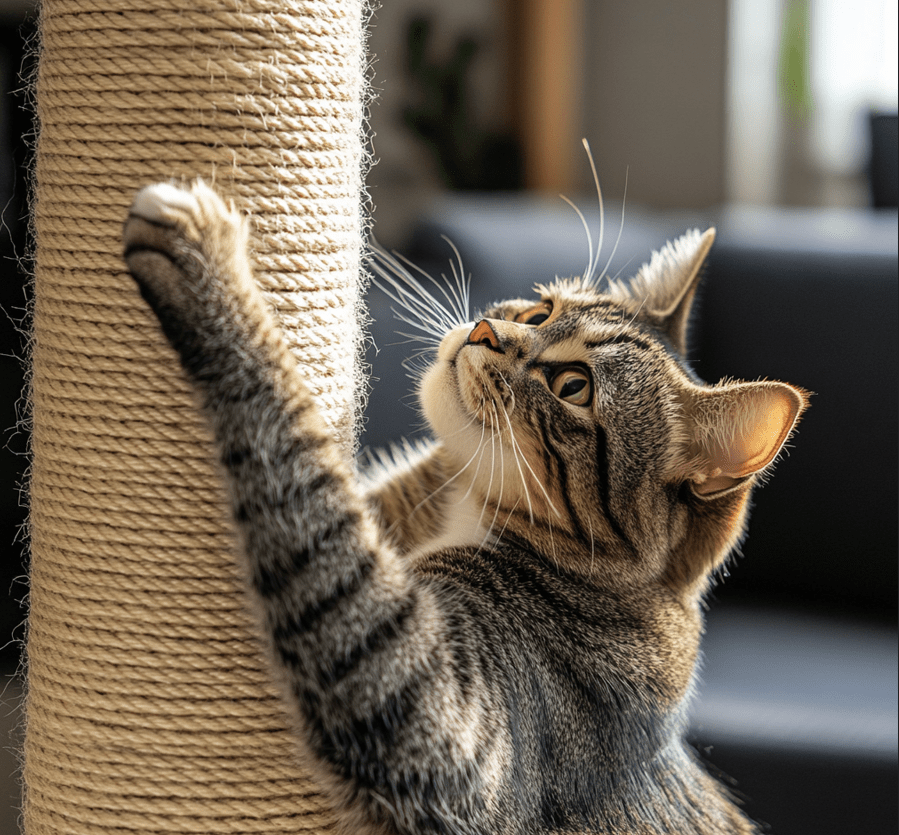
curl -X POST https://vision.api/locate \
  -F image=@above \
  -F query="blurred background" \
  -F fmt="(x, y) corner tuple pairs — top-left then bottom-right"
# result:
(0, 1), (896, 833)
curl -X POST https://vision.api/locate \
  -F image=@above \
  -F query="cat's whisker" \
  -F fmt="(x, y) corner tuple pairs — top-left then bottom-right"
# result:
(390, 331), (440, 352)
(394, 414), (485, 531)
(445, 408), (486, 442)
(371, 270), (457, 337)
(609, 292), (651, 344)
(596, 168), (628, 285)
(475, 408), (498, 534)
(402, 367), (429, 387)
(515, 430), (561, 520)
(406, 242), (471, 327)
(440, 236), (472, 323)
(479, 402), (505, 545)
(494, 378), (538, 525)
(609, 255), (636, 284)
(582, 138), (605, 282)
(497, 400), (534, 524)
(368, 249), (460, 332)
(485, 495), (521, 555)
(438, 270), (469, 330)
(559, 193), (593, 287)
(445, 421), (489, 490)
(624, 293), (650, 330)
(390, 317), (445, 346)
(489, 403), (505, 537)
(371, 285), (451, 341)
(407, 425), (486, 520)
(461, 441), (489, 507)
(392, 333), (444, 357)
(390, 331), (440, 347)
(496, 375), (561, 520)
(379, 245), (468, 329)
(460, 401), (491, 504)
(392, 248), (470, 327)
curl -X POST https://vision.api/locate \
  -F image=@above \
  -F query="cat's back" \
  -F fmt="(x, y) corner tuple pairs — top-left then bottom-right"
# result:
(410, 542), (752, 834)
(408, 540), (743, 833)
(414, 538), (695, 689)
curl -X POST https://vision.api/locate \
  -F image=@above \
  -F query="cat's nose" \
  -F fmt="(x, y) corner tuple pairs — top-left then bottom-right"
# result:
(467, 320), (504, 353)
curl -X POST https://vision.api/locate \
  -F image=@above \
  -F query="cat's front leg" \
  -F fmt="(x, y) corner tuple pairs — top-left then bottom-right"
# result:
(122, 183), (501, 833)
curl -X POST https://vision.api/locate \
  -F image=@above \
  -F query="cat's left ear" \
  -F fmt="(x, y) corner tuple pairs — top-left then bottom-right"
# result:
(679, 380), (810, 495)
(609, 228), (715, 355)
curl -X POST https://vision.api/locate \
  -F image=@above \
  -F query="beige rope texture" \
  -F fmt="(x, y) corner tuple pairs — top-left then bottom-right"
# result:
(25, 0), (369, 832)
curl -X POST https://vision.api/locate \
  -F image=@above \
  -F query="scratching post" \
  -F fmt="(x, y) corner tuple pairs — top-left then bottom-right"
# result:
(25, 0), (367, 831)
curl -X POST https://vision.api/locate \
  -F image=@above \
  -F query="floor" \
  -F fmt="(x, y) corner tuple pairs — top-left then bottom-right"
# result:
(1, 668), (23, 834)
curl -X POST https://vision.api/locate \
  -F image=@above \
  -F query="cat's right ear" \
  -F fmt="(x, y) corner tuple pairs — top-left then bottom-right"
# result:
(679, 381), (810, 496)
(606, 228), (715, 355)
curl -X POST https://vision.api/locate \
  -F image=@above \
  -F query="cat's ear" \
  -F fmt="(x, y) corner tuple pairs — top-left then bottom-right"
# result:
(680, 381), (809, 495)
(607, 228), (715, 355)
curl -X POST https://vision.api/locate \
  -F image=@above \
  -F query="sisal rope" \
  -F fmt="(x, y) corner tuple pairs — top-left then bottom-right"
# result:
(25, 0), (369, 832)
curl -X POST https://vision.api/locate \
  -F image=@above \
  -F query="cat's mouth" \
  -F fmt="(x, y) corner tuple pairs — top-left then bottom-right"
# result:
(419, 324), (498, 438)
(421, 322), (523, 442)
(456, 347), (515, 419)
(435, 322), (477, 364)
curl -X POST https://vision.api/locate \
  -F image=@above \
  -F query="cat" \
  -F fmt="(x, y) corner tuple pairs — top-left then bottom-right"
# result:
(122, 180), (808, 834)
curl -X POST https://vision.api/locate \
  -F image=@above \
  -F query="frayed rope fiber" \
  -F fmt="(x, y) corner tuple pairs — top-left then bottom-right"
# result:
(25, 0), (369, 831)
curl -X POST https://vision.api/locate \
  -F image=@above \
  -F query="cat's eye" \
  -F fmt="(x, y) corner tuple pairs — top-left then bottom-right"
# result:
(515, 301), (553, 326)
(549, 367), (592, 406)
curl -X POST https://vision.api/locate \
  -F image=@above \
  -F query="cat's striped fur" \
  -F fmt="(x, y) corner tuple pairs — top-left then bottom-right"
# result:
(123, 181), (808, 834)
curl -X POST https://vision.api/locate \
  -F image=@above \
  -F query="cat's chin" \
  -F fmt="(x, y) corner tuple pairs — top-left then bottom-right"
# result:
(420, 324), (487, 458)
(419, 361), (471, 447)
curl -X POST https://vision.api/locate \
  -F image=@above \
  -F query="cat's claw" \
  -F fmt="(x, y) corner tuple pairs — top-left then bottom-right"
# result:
(129, 182), (202, 227)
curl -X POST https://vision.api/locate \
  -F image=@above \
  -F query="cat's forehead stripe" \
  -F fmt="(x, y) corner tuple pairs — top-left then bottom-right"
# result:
(548, 296), (641, 329)
(584, 334), (658, 353)
(538, 336), (592, 364)
(537, 324), (669, 372)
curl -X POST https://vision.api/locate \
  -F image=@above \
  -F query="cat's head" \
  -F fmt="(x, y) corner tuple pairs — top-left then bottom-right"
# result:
(417, 229), (809, 596)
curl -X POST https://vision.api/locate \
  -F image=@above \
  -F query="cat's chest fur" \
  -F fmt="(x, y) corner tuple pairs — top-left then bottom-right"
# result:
(405, 484), (490, 560)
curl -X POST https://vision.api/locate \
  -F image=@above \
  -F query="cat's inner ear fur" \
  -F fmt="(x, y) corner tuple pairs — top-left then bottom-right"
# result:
(677, 381), (809, 495)
(606, 227), (715, 355)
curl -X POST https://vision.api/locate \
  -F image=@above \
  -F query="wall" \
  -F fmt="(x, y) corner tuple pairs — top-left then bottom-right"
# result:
(580, 0), (729, 208)
(367, 0), (730, 242)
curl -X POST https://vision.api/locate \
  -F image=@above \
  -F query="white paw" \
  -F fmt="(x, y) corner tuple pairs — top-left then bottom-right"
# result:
(130, 182), (199, 225)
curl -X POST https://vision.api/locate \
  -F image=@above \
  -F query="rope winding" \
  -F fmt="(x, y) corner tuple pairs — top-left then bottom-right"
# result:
(25, 0), (368, 831)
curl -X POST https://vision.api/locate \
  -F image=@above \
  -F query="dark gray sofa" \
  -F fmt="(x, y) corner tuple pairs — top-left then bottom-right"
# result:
(361, 195), (898, 835)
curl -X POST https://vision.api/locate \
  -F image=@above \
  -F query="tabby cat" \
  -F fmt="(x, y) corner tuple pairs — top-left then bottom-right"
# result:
(122, 180), (808, 834)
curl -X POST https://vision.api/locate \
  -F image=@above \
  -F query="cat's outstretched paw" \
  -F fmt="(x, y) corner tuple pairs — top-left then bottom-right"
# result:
(129, 181), (206, 228)
(123, 180), (249, 312)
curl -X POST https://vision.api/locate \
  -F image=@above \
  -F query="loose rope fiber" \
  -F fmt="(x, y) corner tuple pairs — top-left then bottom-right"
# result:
(25, 0), (369, 831)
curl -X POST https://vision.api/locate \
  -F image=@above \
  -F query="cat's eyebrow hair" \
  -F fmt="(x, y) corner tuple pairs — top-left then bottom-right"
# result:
(584, 334), (658, 353)
(587, 331), (692, 372)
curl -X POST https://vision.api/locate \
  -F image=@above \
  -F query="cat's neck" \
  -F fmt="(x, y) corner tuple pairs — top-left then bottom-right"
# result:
(362, 439), (490, 557)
